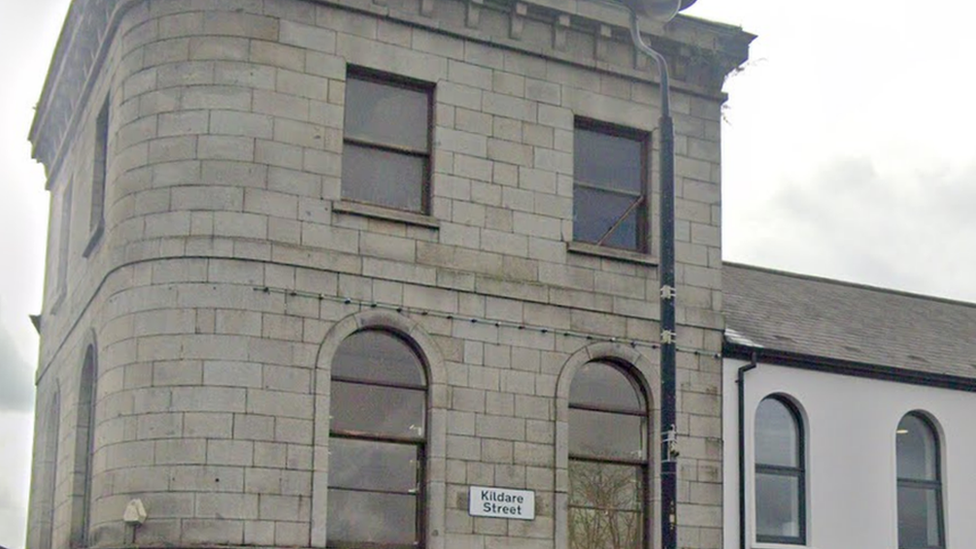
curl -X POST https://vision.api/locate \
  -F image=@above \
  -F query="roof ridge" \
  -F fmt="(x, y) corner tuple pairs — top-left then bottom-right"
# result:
(723, 261), (976, 310)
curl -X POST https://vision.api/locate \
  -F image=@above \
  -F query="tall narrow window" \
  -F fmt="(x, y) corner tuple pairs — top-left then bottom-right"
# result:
(342, 70), (432, 213)
(39, 390), (61, 549)
(755, 396), (805, 544)
(568, 361), (648, 549)
(85, 98), (109, 257)
(328, 330), (427, 548)
(71, 346), (97, 547)
(56, 184), (73, 302)
(896, 413), (944, 549)
(573, 121), (648, 252)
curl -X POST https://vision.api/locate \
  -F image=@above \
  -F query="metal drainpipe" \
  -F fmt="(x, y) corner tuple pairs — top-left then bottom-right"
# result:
(625, 11), (679, 549)
(737, 352), (758, 549)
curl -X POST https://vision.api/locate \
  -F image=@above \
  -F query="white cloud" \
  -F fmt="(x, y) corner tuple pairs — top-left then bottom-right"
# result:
(725, 154), (976, 302)
(687, 0), (976, 303)
(0, 321), (35, 413)
(0, 414), (34, 549)
(0, 2), (70, 548)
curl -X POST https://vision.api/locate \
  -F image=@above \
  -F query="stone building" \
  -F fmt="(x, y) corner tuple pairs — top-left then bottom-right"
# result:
(25, 1), (750, 549)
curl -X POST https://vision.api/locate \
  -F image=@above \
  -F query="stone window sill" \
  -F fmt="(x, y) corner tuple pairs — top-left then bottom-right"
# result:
(50, 289), (66, 316)
(82, 222), (104, 258)
(567, 241), (658, 267)
(333, 200), (440, 229)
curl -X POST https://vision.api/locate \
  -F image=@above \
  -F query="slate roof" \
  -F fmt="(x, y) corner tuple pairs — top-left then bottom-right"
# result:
(723, 262), (976, 380)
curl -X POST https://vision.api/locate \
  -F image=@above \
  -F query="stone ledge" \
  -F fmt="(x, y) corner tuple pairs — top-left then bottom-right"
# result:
(566, 240), (658, 267)
(332, 200), (441, 229)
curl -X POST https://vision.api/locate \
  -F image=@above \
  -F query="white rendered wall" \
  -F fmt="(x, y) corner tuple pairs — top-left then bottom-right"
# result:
(723, 359), (976, 549)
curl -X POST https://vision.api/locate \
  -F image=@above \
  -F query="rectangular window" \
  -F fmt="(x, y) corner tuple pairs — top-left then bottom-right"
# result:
(341, 69), (432, 214)
(56, 183), (73, 302)
(573, 120), (649, 252)
(85, 97), (109, 257)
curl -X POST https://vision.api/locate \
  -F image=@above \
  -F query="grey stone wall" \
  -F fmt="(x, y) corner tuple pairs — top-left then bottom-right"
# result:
(27, 1), (748, 548)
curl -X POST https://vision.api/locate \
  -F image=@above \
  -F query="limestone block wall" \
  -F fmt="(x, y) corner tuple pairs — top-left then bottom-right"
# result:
(27, 1), (749, 548)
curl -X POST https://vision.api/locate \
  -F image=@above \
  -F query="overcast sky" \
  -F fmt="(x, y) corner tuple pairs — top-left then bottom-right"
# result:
(1, 0), (975, 547)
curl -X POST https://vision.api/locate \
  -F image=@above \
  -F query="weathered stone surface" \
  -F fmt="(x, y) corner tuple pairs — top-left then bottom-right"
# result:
(26, 1), (748, 548)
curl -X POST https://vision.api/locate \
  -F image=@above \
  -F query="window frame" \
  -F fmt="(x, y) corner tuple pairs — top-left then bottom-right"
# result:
(71, 345), (97, 548)
(327, 329), (429, 549)
(896, 412), (945, 549)
(84, 97), (109, 258)
(38, 389), (61, 549)
(754, 395), (807, 546)
(54, 182), (73, 310)
(572, 118), (651, 254)
(341, 67), (435, 216)
(567, 360), (651, 549)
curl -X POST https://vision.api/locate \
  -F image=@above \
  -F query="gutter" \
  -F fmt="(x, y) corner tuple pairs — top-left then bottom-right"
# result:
(725, 343), (976, 393)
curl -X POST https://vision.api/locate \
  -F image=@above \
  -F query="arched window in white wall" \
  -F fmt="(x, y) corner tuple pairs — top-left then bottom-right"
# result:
(328, 330), (427, 548)
(568, 360), (648, 549)
(896, 413), (944, 549)
(755, 396), (805, 544)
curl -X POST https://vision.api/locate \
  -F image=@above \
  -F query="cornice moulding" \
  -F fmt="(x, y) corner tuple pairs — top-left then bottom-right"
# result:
(29, 0), (753, 178)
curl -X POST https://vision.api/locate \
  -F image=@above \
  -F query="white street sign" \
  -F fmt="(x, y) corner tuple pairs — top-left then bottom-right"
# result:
(469, 486), (535, 520)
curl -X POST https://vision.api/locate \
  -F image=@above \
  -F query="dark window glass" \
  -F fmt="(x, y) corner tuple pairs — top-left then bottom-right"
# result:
(574, 187), (641, 250)
(38, 391), (61, 549)
(569, 461), (643, 510)
(897, 413), (944, 549)
(342, 71), (431, 214)
(898, 486), (942, 548)
(754, 396), (805, 544)
(756, 473), (801, 539)
(897, 415), (938, 481)
(341, 145), (425, 212)
(329, 438), (419, 493)
(573, 123), (647, 252)
(328, 330), (427, 549)
(327, 490), (418, 546)
(575, 129), (643, 192)
(755, 397), (799, 468)
(568, 409), (644, 460)
(90, 98), (109, 234)
(570, 358), (644, 412)
(56, 185), (73, 295)
(72, 347), (97, 547)
(345, 78), (429, 150)
(569, 361), (647, 549)
(332, 330), (426, 386)
(569, 508), (643, 549)
(330, 382), (425, 438)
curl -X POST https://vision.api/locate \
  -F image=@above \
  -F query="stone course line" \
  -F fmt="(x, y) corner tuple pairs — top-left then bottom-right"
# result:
(254, 285), (721, 358)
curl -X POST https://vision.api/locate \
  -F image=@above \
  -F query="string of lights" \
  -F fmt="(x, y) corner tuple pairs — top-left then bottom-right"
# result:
(253, 285), (721, 359)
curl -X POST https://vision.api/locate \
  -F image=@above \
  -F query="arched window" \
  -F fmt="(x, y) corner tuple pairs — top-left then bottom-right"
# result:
(755, 396), (805, 544)
(328, 330), (427, 548)
(39, 390), (61, 549)
(896, 413), (944, 549)
(72, 346), (97, 547)
(568, 360), (648, 549)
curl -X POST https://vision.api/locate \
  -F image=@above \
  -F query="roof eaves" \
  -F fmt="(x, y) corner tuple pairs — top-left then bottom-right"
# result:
(723, 341), (976, 393)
